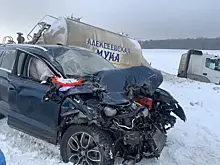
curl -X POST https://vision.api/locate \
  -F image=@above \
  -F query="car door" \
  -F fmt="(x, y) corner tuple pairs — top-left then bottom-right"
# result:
(8, 49), (60, 144)
(0, 48), (17, 116)
(202, 57), (220, 84)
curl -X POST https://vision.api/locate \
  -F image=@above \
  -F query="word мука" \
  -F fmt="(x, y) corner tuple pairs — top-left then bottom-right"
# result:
(87, 38), (131, 62)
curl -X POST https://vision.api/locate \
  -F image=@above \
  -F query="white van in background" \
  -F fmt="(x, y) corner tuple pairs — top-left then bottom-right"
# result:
(177, 49), (220, 84)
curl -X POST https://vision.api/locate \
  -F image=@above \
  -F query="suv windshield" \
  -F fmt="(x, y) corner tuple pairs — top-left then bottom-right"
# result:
(55, 49), (115, 77)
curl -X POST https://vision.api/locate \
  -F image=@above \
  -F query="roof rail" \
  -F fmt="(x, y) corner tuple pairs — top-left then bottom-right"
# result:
(5, 43), (48, 52)
(20, 44), (48, 51)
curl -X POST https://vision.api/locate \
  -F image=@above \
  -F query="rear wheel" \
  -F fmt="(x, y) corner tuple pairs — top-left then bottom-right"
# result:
(0, 113), (4, 120)
(60, 125), (114, 165)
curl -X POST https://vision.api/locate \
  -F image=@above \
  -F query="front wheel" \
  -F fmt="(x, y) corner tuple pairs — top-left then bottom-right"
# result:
(60, 125), (114, 165)
(0, 113), (4, 120)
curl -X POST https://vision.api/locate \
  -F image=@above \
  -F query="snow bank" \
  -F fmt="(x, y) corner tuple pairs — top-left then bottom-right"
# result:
(0, 49), (220, 165)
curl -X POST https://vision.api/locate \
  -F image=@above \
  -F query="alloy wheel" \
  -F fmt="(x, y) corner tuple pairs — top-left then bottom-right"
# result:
(67, 132), (101, 165)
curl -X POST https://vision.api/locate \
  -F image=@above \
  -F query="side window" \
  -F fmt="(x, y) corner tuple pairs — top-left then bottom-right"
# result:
(0, 51), (4, 65)
(0, 50), (16, 73)
(205, 58), (220, 71)
(17, 52), (26, 76)
(28, 56), (54, 82)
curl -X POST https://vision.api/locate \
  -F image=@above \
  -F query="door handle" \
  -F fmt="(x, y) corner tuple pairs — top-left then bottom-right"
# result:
(8, 84), (15, 91)
(9, 87), (15, 91)
(203, 73), (207, 75)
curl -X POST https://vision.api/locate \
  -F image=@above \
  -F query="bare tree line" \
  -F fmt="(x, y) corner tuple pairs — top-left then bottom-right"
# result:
(139, 37), (220, 50)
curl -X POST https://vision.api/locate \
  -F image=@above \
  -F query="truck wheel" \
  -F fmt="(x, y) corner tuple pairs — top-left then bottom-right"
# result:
(60, 125), (114, 165)
(0, 113), (4, 120)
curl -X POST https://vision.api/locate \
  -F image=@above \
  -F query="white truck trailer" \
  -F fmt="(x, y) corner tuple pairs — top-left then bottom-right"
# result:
(25, 15), (150, 68)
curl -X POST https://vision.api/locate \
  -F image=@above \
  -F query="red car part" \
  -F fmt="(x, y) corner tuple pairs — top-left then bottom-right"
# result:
(137, 96), (153, 110)
(52, 76), (83, 87)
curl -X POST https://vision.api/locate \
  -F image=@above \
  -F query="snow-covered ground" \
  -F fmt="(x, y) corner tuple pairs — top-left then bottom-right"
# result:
(1, 49), (220, 165)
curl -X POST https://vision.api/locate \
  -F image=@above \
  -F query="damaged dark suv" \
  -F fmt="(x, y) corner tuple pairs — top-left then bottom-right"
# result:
(0, 44), (186, 165)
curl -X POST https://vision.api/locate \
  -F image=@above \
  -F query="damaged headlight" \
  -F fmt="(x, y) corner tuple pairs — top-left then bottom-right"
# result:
(103, 106), (117, 117)
(142, 108), (149, 117)
(131, 103), (138, 109)
(136, 108), (149, 118)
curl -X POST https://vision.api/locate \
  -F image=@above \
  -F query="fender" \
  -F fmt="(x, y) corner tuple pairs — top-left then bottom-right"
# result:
(61, 97), (99, 121)
(58, 97), (99, 143)
(155, 88), (186, 122)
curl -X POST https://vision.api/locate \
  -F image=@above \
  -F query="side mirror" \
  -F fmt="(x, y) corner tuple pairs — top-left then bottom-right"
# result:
(40, 80), (47, 84)
(40, 76), (52, 85)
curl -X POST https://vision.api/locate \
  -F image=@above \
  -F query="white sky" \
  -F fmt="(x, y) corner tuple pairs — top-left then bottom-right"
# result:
(0, 0), (220, 41)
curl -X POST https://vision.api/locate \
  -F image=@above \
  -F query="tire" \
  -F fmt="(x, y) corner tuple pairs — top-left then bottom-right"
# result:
(60, 125), (114, 165)
(0, 113), (4, 120)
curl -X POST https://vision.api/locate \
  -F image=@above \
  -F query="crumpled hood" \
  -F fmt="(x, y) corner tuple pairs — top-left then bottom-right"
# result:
(94, 65), (163, 96)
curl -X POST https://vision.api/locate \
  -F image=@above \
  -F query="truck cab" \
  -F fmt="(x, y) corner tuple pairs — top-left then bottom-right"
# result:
(177, 49), (220, 84)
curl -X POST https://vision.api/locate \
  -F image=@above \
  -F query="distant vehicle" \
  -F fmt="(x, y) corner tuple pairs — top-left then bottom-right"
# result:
(0, 44), (185, 165)
(177, 49), (220, 84)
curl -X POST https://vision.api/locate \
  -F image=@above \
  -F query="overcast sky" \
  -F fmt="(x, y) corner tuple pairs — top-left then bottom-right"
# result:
(0, 0), (220, 41)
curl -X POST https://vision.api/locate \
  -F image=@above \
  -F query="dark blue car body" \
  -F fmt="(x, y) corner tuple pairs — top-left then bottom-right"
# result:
(0, 44), (100, 144)
(0, 43), (186, 150)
